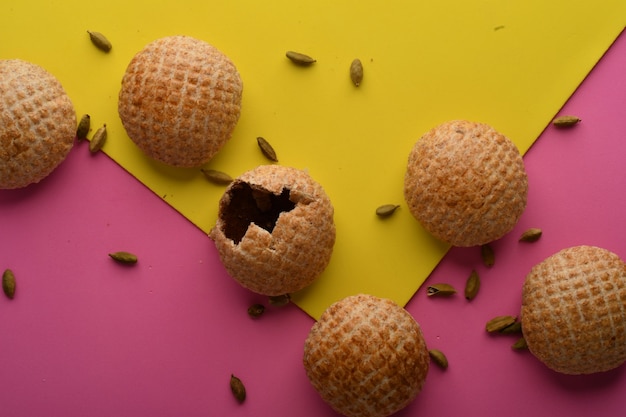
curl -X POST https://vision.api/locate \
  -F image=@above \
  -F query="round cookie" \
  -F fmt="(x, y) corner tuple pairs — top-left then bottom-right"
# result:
(303, 294), (430, 417)
(209, 165), (335, 296)
(404, 120), (528, 246)
(0, 59), (76, 189)
(521, 245), (626, 374)
(118, 35), (243, 167)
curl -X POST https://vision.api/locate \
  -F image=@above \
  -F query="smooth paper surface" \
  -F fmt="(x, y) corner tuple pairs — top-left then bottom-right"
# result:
(1, 1), (624, 319)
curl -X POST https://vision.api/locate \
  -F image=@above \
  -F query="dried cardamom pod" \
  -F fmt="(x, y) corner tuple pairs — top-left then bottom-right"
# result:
(286, 51), (316, 65)
(427, 283), (457, 297)
(552, 115), (581, 128)
(89, 124), (107, 153)
(464, 270), (480, 300)
(230, 374), (246, 403)
(109, 251), (138, 265)
(428, 349), (449, 370)
(486, 315), (517, 333)
(499, 321), (522, 334)
(350, 58), (363, 87)
(201, 169), (233, 185)
(256, 137), (278, 162)
(247, 303), (265, 318)
(2, 269), (16, 300)
(375, 204), (400, 218)
(480, 244), (495, 267)
(268, 293), (290, 307)
(87, 31), (112, 52)
(76, 114), (91, 140)
(519, 228), (542, 242)
(511, 337), (528, 350)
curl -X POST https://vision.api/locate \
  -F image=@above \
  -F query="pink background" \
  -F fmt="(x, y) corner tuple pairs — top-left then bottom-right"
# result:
(1, 29), (625, 417)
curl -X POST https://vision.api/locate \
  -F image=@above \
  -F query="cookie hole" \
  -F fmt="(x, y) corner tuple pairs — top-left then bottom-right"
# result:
(221, 182), (296, 244)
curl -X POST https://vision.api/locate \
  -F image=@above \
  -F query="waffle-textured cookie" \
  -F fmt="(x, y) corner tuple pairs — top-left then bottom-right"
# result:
(404, 120), (528, 246)
(303, 294), (430, 417)
(209, 165), (335, 296)
(0, 59), (75, 189)
(118, 36), (243, 167)
(522, 246), (626, 374)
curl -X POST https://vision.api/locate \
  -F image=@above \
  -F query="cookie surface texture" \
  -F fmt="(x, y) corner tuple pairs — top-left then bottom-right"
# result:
(522, 245), (626, 374)
(404, 120), (528, 246)
(118, 35), (243, 167)
(303, 294), (430, 417)
(0, 59), (76, 189)
(209, 165), (335, 296)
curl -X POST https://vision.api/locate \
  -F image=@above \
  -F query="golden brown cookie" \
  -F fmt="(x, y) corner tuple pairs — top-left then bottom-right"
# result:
(404, 120), (528, 246)
(303, 294), (430, 417)
(209, 165), (335, 296)
(118, 35), (243, 167)
(522, 245), (626, 374)
(0, 59), (75, 189)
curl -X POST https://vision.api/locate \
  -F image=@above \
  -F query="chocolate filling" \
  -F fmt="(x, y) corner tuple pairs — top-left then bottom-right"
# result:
(221, 183), (296, 244)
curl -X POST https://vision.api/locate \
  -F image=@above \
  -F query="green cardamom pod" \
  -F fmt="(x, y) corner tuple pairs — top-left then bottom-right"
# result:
(2, 269), (16, 300)
(427, 283), (457, 297)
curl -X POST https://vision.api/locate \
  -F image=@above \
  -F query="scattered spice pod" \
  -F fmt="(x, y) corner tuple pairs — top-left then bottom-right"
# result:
(229, 374), (246, 403)
(201, 168), (233, 185)
(247, 303), (265, 318)
(552, 115), (581, 128)
(108, 251), (138, 265)
(87, 30), (112, 53)
(256, 136), (278, 162)
(486, 315), (517, 333)
(499, 321), (523, 335)
(89, 124), (107, 153)
(285, 50), (316, 65)
(519, 228), (542, 242)
(76, 114), (91, 140)
(350, 58), (363, 86)
(268, 293), (291, 307)
(426, 283), (457, 297)
(2, 269), (16, 300)
(481, 244), (495, 267)
(512, 337), (528, 350)
(375, 204), (400, 218)
(428, 349), (449, 370)
(464, 270), (481, 300)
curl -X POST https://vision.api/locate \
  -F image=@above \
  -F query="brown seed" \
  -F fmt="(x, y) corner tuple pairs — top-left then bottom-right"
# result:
(201, 169), (233, 185)
(256, 137), (278, 162)
(427, 283), (457, 297)
(2, 269), (16, 300)
(87, 31), (112, 53)
(268, 293), (291, 307)
(230, 374), (246, 403)
(519, 228), (542, 242)
(76, 114), (91, 140)
(464, 270), (481, 300)
(350, 58), (363, 87)
(247, 303), (265, 318)
(511, 337), (528, 350)
(108, 251), (138, 265)
(89, 124), (107, 153)
(552, 115), (581, 127)
(481, 244), (495, 267)
(285, 50), (316, 65)
(499, 321), (523, 334)
(375, 204), (400, 218)
(486, 315), (517, 333)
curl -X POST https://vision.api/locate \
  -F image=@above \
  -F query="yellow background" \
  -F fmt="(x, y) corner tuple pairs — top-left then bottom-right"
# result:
(2, 1), (624, 319)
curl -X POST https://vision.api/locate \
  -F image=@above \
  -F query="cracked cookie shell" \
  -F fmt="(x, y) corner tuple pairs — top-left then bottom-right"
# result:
(209, 165), (335, 296)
